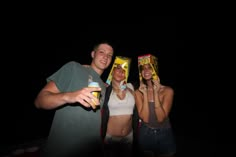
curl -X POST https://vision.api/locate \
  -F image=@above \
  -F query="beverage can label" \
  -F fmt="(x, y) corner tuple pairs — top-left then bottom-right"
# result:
(88, 82), (100, 99)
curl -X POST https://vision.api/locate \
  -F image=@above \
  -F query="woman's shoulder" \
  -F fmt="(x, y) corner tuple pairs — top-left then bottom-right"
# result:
(127, 83), (134, 91)
(134, 88), (142, 96)
(161, 85), (174, 95)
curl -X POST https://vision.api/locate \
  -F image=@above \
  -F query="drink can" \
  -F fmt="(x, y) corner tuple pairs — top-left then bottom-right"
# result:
(88, 82), (101, 99)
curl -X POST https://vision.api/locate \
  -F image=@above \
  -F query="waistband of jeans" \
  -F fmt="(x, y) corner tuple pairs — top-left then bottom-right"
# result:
(141, 122), (161, 130)
(106, 130), (133, 139)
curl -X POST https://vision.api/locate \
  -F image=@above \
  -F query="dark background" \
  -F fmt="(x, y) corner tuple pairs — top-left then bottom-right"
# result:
(1, 16), (216, 156)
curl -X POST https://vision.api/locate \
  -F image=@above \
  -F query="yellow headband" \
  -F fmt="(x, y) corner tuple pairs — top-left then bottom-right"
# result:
(106, 56), (131, 85)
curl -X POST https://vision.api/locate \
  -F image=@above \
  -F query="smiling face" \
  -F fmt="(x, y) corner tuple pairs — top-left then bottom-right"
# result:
(91, 43), (114, 75)
(112, 64), (126, 82)
(140, 63), (153, 81)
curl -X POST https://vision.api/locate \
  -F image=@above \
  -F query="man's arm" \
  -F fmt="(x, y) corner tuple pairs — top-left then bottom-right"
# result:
(34, 81), (101, 110)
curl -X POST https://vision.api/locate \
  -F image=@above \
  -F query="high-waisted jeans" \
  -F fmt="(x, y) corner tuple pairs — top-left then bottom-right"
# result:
(138, 122), (176, 156)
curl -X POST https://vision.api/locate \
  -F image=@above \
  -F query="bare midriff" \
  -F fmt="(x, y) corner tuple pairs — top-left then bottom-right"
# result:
(106, 115), (132, 137)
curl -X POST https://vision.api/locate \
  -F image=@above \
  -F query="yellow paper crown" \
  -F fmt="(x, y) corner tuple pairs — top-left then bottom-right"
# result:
(138, 54), (158, 81)
(106, 56), (131, 85)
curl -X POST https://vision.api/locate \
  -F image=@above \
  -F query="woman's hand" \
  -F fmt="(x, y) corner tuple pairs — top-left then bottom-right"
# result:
(139, 82), (147, 94)
(152, 78), (161, 93)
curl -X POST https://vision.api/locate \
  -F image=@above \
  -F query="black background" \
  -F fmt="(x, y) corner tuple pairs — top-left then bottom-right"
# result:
(1, 16), (216, 156)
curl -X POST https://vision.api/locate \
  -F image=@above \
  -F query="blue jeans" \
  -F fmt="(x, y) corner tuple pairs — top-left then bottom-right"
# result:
(138, 122), (176, 156)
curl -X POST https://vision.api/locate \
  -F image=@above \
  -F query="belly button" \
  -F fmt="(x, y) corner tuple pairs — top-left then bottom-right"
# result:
(121, 129), (125, 134)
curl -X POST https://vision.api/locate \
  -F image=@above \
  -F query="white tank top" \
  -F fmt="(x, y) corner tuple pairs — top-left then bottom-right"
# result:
(108, 83), (135, 116)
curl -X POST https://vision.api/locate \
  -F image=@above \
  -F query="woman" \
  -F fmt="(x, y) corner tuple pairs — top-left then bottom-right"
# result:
(101, 64), (139, 157)
(135, 62), (176, 157)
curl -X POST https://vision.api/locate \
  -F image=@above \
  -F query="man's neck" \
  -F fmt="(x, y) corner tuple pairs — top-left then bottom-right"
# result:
(90, 63), (103, 76)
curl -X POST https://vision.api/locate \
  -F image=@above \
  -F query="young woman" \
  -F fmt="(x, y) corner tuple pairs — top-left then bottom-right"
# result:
(101, 64), (139, 157)
(135, 62), (176, 157)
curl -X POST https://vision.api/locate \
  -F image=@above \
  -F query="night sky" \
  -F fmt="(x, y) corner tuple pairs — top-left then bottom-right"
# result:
(1, 16), (216, 155)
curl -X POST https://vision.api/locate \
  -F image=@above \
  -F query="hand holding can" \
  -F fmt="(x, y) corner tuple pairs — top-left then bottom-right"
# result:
(88, 82), (101, 109)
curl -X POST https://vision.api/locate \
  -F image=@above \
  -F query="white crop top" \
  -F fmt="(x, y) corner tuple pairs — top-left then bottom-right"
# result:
(108, 83), (135, 116)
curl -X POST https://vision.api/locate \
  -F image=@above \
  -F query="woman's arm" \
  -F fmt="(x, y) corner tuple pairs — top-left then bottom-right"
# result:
(134, 85), (150, 123)
(153, 83), (174, 122)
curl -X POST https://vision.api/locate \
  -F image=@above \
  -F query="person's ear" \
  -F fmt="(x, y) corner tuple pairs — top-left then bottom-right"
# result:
(91, 51), (95, 58)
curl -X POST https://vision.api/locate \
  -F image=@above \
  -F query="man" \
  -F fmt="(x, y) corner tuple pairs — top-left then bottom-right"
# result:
(34, 41), (114, 157)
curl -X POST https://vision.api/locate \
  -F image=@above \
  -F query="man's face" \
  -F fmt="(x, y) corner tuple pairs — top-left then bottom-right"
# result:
(92, 43), (113, 71)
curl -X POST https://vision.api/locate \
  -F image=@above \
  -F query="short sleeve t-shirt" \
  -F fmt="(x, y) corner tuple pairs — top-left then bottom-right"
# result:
(41, 61), (106, 157)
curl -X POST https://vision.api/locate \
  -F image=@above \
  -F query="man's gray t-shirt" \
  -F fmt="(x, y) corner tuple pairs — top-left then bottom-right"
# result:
(41, 61), (106, 157)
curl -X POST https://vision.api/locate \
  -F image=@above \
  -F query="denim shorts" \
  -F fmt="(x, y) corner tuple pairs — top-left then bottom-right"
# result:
(138, 122), (176, 156)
